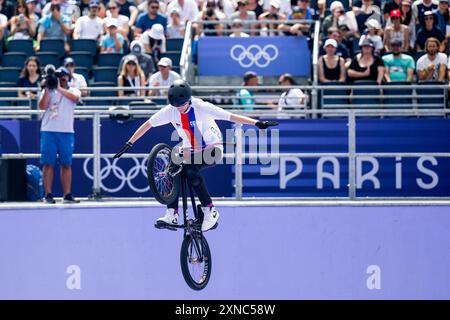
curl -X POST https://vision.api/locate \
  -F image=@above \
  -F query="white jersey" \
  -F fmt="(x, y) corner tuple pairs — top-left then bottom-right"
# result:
(147, 97), (232, 152)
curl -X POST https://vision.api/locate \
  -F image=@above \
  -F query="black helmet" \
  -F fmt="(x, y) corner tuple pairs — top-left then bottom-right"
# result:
(168, 79), (192, 107)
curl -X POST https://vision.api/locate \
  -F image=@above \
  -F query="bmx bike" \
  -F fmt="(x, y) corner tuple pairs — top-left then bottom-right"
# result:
(146, 143), (217, 291)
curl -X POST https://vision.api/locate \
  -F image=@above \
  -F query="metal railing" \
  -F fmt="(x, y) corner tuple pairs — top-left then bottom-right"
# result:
(2, 108), (450, 200)
(180, 20), (194, 83)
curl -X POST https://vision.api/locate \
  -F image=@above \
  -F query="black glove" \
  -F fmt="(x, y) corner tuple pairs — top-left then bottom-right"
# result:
(255, 120), (279, 129)
(114, 141), (133, 158)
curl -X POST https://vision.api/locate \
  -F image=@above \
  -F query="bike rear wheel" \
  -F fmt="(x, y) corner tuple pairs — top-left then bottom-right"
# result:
(180, 233), (212, 290)
(147, 143), (180, 205)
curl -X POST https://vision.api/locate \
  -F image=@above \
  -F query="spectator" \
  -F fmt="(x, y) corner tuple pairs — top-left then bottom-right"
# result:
(26, 0), (40, 21)
(36, 3), (72, 53)
(322, 1), (359, 39)
(38, 66), (81, 204)
(148, 57), (181, 96)
(259, 0), (285, 36)
(118, 40), (156, 84)
(41, 0), (80, 23)
(320, 27), (351, 64)
(262, 0), (291, 17)
(235, 71), (258, 110)
(0, 8), (7, 42)
(105, 0), (130, 38)
(352, 0), (382, 34)
(141, 23), (167, 64)
(100, 18), (125, 53)
(79, 0), (107, 17)
(167, 0), (199, 25)
(358, 19), (383, 55)
(384, 9), (410, 52)
(197, 1), (225, 36)
(416, 10), (445, 51)
(73, 0), (104, 41)
(220, 0), (239, 19)
(347, 38), (385, 84)
(383, 39), (415, 82)
(383, 0), (402, 21)
(278, 4), (312, 36)
(412, 0), (438, 25)
(400, 0), (417, 48)
(318, 39), (347, 83)
(278, 73), (306, 114)
(117, 54), (146, 97)
(230, 0), (257, 36)
(8, 0), (37, 40)
(433, 0), (450, 37)
(116, 0), (139, 27)
(63, 57), (88, 97)
(167, 8), (185, 39)
(416, 37), (447, 80)
(134, 0), (167, 39)
(230, 18), (250, 37)
(17, 56), (42, 99)
(247, 0), (264, 18)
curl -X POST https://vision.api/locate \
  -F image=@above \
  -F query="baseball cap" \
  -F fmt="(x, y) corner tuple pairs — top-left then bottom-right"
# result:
(324, 38), (338, 48)
(390, 9), (401, 17)
(439, 0), (448, 3)
(360, 38), (374, 47)
(243, 71), (257, 83)
(149, 23), (165, 40)
(170, 7), (181, 15)
(26, 0), (36, 3)
(63, 57), (75, 66)
(158, 57), (172, 67)
(105, 18), (119, 28)
(365, 19), (381, 29)
(330, 1), (344, 12)
(401, 0), (412, 5)
(270, 0), (280, 9)
(424, 10), (434, 16)
(130, 40), (144, 54)
(124, 54), (139, 64)
(89, 0), (100, 8)
(390, 38), (402, 46)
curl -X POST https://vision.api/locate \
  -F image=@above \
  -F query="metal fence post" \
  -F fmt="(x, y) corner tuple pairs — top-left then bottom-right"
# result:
(91, 112), (102, 199)
(348, 111), (356, 199)
(235, 123), (243, 200)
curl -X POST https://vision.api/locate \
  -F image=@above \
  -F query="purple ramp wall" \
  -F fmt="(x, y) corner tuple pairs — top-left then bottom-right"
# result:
(0, 205), (449, 299)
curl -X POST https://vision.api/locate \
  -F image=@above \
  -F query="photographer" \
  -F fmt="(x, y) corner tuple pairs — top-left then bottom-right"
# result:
(38, 65), (81, 204)
(197, 0), (225, 37)
(259, 0), (285, 36)
(9, 0), (36, 40)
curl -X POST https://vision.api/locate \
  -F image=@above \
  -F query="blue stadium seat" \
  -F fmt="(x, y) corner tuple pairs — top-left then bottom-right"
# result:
(70, 39), (98, 58)
(166, 38), (184, 51)
(1, 52), (27, 67)
(0, 81), (19, 106)
(39, 39), (65, 58)
(417, 81), (446, 108)
(86, 81), (117, 106)
(93, 66), (118, 82)
(0, 67), (21, 83)
(8, 39), (34, 57)
(35, 52), (60, 68)
(75, 67), (90, 81)
(97, 53), (123, 67)
(383, 81), (413, 107)
(69, 51), (94, 69)
(351, 80), (381, 106)
(161, 51), (181, 66)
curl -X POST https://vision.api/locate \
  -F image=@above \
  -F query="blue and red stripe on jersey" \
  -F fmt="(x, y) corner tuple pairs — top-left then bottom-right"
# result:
(180, 107), (206, 151)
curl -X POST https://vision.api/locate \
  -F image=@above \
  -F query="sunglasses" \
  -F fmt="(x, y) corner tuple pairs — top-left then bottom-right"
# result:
(127, 62), (136, 65)
(150, 5), (159, 9)
(109, 6), (118, 9)
(425, 16), (434, 20)
(65, 63), (74, 67)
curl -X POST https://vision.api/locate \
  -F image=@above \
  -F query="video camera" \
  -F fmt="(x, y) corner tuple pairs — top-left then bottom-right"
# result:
(43, 64), (69, 90)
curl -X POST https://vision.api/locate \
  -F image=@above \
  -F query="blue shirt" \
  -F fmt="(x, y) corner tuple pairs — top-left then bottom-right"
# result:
(135, 12), (167, 32)
(101, 34), (125, 54)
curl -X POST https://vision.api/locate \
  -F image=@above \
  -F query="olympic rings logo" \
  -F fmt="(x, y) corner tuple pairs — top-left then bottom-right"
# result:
(230, 44), (279, 68)
(83, 157), (149, 193)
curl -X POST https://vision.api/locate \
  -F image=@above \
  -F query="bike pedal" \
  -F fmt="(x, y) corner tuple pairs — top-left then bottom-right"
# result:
(154, 222), (178, 231)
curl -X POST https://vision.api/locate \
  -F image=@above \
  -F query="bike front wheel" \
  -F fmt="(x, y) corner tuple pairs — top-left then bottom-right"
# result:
(180, 234), (212, 290)
(147, 143), (180, 205)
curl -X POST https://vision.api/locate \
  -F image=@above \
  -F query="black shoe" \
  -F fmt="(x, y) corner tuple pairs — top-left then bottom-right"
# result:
(63, 193), (80, 204)
(44, 193), (56, 204)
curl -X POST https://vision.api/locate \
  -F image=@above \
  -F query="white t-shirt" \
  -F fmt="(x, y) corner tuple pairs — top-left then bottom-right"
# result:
(0, 13), (7, 27)
(147, 97), (231, 151)
(149, 70), (181, 95)
(229, 32), (250, 37)
(74, 15), (104, 40)
(105, 14), (129, 29)
(167, 0), (199, 25)
(68, 73), (87, 91)
(278, 88), (306, 110)
(416, 52), (447, 80)
(40, 88), (81, 133)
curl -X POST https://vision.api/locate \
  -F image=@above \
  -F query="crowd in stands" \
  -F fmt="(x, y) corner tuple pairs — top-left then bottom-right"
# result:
(1, 0), (450, 110)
